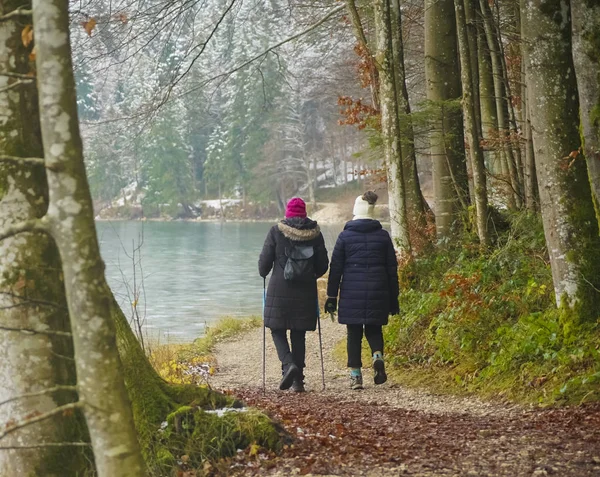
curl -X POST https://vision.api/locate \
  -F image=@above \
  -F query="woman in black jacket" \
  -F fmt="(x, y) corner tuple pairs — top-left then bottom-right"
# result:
(258, 197), (329, 392)
(325, 191), (399, 390)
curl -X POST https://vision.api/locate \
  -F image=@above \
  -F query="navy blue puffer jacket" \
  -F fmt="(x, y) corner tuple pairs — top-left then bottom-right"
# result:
(326, 219), (399, 326)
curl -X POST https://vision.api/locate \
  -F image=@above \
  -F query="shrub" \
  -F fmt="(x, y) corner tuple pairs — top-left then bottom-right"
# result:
(387, 211), (600, 404)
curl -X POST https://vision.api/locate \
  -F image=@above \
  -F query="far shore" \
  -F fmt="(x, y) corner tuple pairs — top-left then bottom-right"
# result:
(94, 216), (352, 224)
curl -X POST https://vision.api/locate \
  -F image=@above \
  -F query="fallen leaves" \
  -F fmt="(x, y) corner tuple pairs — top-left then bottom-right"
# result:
(211, 389), (600, 476)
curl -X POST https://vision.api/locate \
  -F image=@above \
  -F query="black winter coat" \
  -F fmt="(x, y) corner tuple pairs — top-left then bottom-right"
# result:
(258, 218), (329, 331)
(326, 219), (399, 326)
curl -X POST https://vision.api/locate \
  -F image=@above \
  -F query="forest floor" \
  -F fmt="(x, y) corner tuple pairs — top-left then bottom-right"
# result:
(209, 317), (600, 476)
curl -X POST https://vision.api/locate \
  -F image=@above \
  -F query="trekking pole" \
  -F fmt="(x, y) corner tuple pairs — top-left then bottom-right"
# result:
(262, 277), (266, 395)
(316, 300), (326, 391)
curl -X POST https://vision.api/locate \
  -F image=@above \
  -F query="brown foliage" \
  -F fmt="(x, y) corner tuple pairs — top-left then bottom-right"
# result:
(337, 96), (379, 130)
(210, 389), (600, 476)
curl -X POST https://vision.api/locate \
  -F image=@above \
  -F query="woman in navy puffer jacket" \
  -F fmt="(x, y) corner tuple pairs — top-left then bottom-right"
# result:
(325, 191), (399, 390)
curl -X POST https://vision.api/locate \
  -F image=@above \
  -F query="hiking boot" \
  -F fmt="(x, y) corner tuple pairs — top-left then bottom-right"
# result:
(350, 374), (363, 390)
(373, 358), (387, 385)
(291, 375), (305, 393)
(279, 363), (300, 390)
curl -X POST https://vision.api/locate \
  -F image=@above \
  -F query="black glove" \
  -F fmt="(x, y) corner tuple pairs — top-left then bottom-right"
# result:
(389, 297), (400, 316)
(325, 297), (337, 314)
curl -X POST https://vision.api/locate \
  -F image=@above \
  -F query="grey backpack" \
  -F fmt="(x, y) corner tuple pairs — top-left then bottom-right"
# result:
(283, 242), (315, 281)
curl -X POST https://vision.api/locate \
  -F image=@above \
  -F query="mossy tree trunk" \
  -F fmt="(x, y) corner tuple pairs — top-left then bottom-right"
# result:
(454, 0), (489, 247)
(0, 1), (88, 474)
(1, 3), (280, 476)
(572, 0), (600, 230)
(523, 0), (600, 318)
(110, 295), (240, 471)
(30, 1), (145, 475)
(373, 0), (411, 252)
(424, 0), (468, 239)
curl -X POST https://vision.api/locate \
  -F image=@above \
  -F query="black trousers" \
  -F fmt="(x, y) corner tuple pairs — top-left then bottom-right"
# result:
(271, 329), (306, 372)
(346, 324), (384, 368)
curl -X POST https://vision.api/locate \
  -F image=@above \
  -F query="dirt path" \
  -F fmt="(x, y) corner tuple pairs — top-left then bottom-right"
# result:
(311, 202), (348, 224)
(210, 318), (600, 476)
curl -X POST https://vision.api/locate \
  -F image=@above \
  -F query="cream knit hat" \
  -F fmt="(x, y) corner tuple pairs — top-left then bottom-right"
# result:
(352, 191), (377, 220)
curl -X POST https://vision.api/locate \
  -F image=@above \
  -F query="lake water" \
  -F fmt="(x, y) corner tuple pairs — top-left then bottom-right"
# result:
(96, 221), (345, 342)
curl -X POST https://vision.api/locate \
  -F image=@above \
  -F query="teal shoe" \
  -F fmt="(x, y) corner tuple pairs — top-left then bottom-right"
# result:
(350, 374), (364, 390)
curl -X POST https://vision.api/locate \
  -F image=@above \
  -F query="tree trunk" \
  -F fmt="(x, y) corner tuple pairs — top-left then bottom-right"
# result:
(495, 0), (525, 197)
(572, 0), (600, 230)
(31, 1), (146, 475)
(523, 0), (600, 318)
(519, 13), (538, 212)
(390, 0), (428, 230)
(454, 0), (489, 246)
(477, 9), (497, 139)
(479, 0), (521, 209)
(476, 9), (499, 179)
(374, 0), (411, 252)
(330, 136), (338, 185)
(343, 141), (348, 185)
(425, 0), (468, 238)
(311, 156), (318, 208)
(0, 2), (89, 474)
(345, 0), (381, 112)
(523, 91), (538, 212)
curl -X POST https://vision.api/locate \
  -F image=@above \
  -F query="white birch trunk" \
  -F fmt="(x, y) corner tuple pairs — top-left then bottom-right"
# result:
(31, 1), (145, 475)
(374, 0), (410, 252)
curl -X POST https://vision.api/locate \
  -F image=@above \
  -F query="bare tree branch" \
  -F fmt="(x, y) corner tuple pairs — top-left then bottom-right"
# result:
(80, 4), (345, 127)
(345, 0), (371, 56)
(0, 8), (32, 22)
(0, 325), (71, 337)
(163, 0), (239, 99)
(0, 442), (90, 450)
(0, 386), (78, 407)
(0, 291), (65, 310)
(0, 80), (31, 94)
(0, 72), (34, 80)
(0, 402), (82, 441)
(0, 218), (47, 242)
(0, 154), (45, 166)
(171, 4), (346, 101)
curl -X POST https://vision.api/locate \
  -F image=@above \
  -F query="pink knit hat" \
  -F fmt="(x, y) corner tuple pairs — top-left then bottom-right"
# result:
(285, 197), (307, 218)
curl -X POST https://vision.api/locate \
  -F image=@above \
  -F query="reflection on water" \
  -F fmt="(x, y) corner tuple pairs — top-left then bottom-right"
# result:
(96, 220), (344, 342)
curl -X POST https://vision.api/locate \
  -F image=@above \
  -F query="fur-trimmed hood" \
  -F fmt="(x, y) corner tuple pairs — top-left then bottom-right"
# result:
(277, 218), (321, 242)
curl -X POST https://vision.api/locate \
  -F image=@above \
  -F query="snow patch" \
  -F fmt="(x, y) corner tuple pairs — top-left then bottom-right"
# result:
(201, 199), (242, 209)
